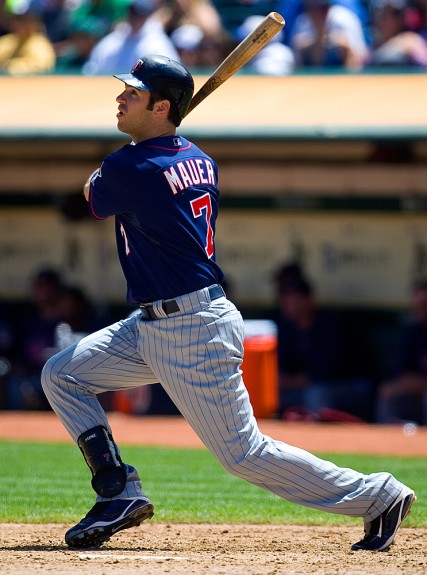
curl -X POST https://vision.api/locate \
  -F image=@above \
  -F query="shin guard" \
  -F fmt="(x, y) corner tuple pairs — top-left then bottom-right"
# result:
(77, 426), (127, 498)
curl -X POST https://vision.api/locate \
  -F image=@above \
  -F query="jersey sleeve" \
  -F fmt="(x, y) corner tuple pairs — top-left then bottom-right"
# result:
(87, 155), (131, 219)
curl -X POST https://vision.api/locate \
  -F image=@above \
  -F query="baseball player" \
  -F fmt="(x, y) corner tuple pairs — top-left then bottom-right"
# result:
(41, 55), (415, 552)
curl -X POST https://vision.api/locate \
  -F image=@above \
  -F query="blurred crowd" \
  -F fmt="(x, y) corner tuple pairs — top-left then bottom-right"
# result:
(273, 261), (427, 426)
(0, 267), (179, 415)
(1, 263), (427, 426)
(0, 0), (427, 75)
(0, 269), (110, 410)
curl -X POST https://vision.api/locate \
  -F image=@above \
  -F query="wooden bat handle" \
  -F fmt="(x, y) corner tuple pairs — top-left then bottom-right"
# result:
(185, 12), (285, 116)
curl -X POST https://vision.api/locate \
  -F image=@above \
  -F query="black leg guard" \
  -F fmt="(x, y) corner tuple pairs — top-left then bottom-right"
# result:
(77, 426), (127, 498)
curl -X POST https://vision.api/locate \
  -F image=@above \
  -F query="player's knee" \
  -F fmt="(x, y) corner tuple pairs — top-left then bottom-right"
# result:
(41, 352), (65, 394)
(217, 454), (250, 479)
(218, 446), (266, 481)
(41, 356), (54, 392)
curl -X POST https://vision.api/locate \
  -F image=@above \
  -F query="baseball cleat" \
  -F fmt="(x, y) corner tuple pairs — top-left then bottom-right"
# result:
(351, 488), (416, 552)
(65, 497), (154, 548)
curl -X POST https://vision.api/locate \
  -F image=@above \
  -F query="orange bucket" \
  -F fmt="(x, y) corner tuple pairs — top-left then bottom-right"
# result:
(242, 334), (279, 419)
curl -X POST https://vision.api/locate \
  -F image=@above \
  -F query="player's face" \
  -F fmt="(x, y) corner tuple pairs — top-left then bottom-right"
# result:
(116, 85), (157, 142)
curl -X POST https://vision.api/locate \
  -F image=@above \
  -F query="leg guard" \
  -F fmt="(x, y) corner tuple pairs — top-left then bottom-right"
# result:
(77, 426), (127, 498)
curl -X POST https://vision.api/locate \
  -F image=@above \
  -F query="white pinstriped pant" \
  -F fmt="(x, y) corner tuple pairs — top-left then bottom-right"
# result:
(41, 286), (406, 521)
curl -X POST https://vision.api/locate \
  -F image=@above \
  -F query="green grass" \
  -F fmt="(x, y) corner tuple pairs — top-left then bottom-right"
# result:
(0, 440), (425, 526)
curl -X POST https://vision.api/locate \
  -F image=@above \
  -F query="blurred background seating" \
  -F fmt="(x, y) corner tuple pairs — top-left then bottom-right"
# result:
(1, 0), (426, 73)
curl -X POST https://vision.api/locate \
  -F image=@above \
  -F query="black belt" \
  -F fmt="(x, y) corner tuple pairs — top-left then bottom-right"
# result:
(139, 284), (225, 320)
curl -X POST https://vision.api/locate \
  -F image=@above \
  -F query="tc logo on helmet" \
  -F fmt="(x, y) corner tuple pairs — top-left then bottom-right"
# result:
(131, 60), (144, 74)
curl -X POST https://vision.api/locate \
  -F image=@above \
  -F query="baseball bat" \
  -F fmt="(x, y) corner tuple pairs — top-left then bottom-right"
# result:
(184, 11), (285, 116)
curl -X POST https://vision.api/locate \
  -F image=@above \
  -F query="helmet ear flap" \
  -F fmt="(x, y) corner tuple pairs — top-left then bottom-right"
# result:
(170, 87), (183, 105)
(167, 85), (193, 124)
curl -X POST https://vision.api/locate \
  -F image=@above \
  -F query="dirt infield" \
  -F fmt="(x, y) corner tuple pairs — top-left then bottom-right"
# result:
(1, 411), (427, 455)
(0, 411), (426, 575)
(1, 523), (426, 575)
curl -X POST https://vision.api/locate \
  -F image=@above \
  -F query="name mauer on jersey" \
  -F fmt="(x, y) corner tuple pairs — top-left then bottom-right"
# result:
(163, 159), (216, 194)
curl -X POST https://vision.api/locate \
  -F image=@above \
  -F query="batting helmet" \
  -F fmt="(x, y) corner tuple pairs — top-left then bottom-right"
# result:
(114, 55), (194, 124)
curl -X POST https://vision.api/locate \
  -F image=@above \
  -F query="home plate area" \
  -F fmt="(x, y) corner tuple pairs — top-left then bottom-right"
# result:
(1, 522), (426, 575)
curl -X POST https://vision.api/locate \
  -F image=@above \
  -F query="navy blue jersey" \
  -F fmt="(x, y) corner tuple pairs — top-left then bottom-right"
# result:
(88, 135), (224, 304)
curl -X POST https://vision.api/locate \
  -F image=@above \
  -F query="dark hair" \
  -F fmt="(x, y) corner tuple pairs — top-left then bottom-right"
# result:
(280, 276), (313, 296)
(62, 285), (90, 306)
(33, 268), (62, 286)
(275, 261), (304, 282)
(147, 91), (182, 127)
(275, 260), (312, 294)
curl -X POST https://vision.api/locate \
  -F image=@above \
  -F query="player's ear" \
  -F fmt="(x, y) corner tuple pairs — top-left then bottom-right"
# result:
(154, 99), (170, 118)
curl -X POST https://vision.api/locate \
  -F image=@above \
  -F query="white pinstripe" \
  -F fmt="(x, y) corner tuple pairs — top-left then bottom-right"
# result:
(41, 286), (405, 521)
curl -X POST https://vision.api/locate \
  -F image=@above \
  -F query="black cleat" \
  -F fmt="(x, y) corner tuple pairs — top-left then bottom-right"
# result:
(351, 488), (416, 552)
(65, 497), (154, 548)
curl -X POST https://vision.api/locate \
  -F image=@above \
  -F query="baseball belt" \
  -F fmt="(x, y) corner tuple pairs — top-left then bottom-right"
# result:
(139, 284), (225, 320)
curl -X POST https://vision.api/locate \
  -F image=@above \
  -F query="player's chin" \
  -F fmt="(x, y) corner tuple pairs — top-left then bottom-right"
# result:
(116, 119), (128, 134)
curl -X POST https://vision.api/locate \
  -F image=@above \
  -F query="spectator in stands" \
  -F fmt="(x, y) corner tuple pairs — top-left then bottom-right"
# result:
(34, 0), (127, 69)
(411, 0), (427, 38)
(276, 0), (370, 46)
(169, 23), (205, 67)
(4, 270), (108, 410)
(211, 0), (278, 40)
(0, 298), (16, 408)
(6, 268), (63, 409)
(289, 0), (369, 69)
(82, 0), (179, 75)
(66, 0), (129, 38)
(376, 279), (427, 425)
(158, 0), (232, 69)
(0, 0), (11, 36)
(54, 16), (106, 71)
(275, 259), (307, 293)
(56, 284), (107, 334)
(170, 21), (233, 68)
(154, 0), (224, 41)
(274, 261), (373, 421)
(234, 15), (295, 74)
(27, 0), (71, 44)
(366, 0), (427, 68)
(0, 7), (56, 74)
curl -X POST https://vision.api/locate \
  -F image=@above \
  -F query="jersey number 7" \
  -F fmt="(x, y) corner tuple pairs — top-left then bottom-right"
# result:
(190, 193), (214, 259)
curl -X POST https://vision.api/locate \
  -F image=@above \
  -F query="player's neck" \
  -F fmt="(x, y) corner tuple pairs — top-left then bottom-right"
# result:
(131, 125), (176, 144)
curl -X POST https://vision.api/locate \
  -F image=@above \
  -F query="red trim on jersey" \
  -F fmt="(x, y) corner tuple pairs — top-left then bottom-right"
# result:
(128, 289), (138, 304)
(88, 186), (106, 220)
(145, 143), (192, 151)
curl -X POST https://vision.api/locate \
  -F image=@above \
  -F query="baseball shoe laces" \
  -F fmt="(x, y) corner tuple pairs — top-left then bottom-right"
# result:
(351, 487), (416, 551)
(65, 497), (154, 548)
